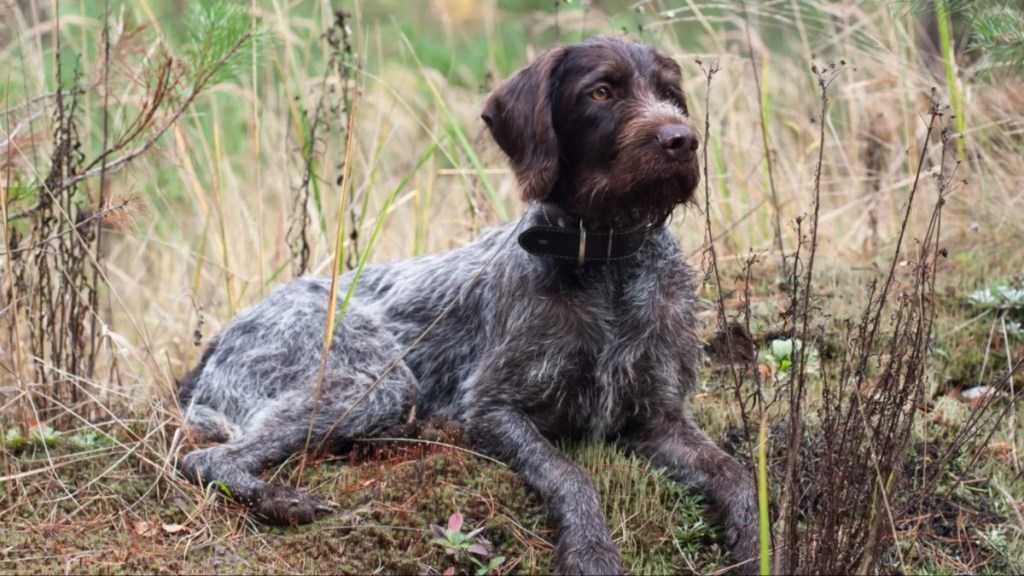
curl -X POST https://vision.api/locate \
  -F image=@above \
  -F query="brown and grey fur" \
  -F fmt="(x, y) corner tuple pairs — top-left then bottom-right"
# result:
(178, 36), (757, 574)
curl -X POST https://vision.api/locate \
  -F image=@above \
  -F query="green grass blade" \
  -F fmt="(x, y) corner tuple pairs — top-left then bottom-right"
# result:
(397, 31), (508, 222)
(758, 416), (771, 576)
(333, 141), (440, 326)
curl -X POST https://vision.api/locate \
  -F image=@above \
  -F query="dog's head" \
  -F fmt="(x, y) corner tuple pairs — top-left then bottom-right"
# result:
(483, 36), (700, 226)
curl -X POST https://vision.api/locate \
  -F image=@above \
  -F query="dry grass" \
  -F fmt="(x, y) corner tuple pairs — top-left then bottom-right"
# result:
(2, 0), (1024, 574)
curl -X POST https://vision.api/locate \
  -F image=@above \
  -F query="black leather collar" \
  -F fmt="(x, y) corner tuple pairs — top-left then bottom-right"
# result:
(517, 204), (655, 266)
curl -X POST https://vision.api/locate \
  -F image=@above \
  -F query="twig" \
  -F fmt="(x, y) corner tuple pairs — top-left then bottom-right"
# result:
(12, 33), (254, 215)
(861, 90), (946, 375)
(695, 56), (754, 448)
(1000, 315), (1020, 472)
(3, 200), (131, 256)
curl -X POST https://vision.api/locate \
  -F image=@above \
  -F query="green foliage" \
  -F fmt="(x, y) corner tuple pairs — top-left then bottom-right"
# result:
(2, 426), (118, 452)
(204, 480), (234, 499)
(967, 282), (1024, 336)
(28, 425), (60, 447)
(429, 511), (506, 575)
(762, 338), (819, 376)
(2, 425), (62, 450)
(968, 284), (1024, 312)
(68, 430), (115, 450)
(969, 5), (1024, 76)
(893, 0), (1024, 78)
(671, 495), (715, 554)
(768, 338), (798, 372)
(183, 0), (271, 85)
(2, 427), (30, 450)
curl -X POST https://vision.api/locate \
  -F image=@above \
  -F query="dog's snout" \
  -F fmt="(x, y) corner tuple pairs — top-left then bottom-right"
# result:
(656, 125), (699, 158)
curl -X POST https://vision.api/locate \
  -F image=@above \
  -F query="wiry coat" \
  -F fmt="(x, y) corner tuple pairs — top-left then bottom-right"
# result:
(179, 36), (757, 575)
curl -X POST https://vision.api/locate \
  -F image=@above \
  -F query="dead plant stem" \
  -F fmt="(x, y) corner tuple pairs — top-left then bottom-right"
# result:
(743, 5), (786, 279)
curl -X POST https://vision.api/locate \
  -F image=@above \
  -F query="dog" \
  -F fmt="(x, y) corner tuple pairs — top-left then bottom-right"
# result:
(178, 35), (757, 574)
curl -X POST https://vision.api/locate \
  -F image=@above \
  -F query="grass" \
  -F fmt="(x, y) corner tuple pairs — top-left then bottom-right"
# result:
(2, 429), (728, 574)
(3, 0), (1024, 574)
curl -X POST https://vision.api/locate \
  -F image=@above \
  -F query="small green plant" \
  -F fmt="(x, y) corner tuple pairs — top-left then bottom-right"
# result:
(968, 285), (1024, 309)
(967, 282), (1024, 337)
(204, 480), (234, 500)
(761, 338), (819, 377)
(2, 426), (116, 452)
(2, 427), (29, 450)
(767, 338), (798, 373)
(2, 425), (63, 451)
(430, 512), (505, 575)
(68, 430), (114, 451)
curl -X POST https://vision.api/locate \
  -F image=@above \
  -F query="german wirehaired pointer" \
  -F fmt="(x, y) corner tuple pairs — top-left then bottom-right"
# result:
(179, 36), (757, 574)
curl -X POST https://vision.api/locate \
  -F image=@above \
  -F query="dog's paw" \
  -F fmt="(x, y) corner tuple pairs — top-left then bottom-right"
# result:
(724, 523), (760, 575)
(722, 493), (760, 575)
(251, 484), (334, 526)
(557, 532), (624, 576)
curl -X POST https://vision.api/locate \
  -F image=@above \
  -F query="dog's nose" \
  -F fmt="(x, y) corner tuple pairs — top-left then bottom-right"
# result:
(657, 125), (699, 159)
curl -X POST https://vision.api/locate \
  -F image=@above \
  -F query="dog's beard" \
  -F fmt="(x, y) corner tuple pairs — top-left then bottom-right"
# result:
(573, 157), (700, 228)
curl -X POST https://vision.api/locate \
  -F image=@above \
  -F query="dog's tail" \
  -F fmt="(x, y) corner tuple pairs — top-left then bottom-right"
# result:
(177, 338), (218, 405)
(177, 338), (240, 443)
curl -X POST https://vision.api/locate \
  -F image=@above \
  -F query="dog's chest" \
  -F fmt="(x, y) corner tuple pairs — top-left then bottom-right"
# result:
(521, 274), (690, 441)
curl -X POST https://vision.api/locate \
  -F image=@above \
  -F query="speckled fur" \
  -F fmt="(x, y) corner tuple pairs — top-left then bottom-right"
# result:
(179, 36), (757, 575)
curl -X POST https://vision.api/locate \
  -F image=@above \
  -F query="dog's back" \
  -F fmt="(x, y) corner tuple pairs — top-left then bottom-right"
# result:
(179, 223), (517, 438)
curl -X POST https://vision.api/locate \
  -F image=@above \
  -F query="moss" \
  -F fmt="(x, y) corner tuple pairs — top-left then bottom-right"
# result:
(2, 437), (737, 575)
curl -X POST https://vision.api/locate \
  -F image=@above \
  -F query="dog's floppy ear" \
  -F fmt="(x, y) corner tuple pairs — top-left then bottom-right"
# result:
(482, 47), (566, 202)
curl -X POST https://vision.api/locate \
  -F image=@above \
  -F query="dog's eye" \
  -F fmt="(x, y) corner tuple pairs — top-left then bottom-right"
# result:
(590, 86), (612, 101)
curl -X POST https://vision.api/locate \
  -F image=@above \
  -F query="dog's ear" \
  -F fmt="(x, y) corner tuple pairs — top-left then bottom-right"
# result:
(482, 47), (566, 202)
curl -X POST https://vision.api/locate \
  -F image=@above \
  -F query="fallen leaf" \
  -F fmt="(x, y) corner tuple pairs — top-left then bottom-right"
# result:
(133, 520), (158, 537)
(162, 523), (188, 534)
(959, 386), (999, 402)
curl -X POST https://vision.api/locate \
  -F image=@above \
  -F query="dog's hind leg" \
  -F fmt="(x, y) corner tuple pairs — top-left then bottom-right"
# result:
(180, 363), (414, 525)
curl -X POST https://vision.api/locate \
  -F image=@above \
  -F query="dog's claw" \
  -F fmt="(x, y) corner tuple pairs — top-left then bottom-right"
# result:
(314, 501), (336, 518)
(251, 484), (334, 526)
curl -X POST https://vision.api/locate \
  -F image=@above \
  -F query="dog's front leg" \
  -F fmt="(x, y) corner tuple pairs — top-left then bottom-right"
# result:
(625, 410), (759, 574)
(469, 407), (624, 575)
